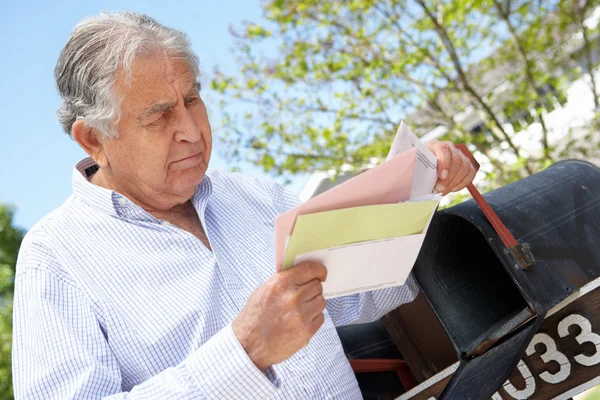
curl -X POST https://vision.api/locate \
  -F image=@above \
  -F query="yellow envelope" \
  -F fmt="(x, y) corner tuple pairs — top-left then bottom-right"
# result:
(275, 148), (418, 271)
(282, 200), (439, 270)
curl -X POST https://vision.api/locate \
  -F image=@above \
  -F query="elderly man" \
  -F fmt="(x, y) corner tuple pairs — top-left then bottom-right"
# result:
(12, 12), (476, 399)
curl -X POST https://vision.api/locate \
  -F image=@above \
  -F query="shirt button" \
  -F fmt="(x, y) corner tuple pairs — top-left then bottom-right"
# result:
(117, 197), (127, 206)
(161, 220), (170, 226)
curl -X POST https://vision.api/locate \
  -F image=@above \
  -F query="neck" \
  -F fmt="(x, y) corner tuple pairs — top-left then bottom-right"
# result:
(89, 165), (209, 249)
(150, 201), (197, 225)
(90, 166), (194, 222)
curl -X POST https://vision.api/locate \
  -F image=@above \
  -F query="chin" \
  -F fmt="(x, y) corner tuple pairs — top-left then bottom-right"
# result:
(172, 164), (207, 193)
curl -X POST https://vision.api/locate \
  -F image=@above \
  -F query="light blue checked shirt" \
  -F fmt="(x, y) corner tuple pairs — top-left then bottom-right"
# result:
(13, 158), (419, 399)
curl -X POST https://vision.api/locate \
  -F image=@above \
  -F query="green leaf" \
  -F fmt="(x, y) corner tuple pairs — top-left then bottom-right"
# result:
(0, 202), (24, 399)
(212, 0), (598, 192)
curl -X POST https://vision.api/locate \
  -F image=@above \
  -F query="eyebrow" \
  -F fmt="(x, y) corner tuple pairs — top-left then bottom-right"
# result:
(186, 82), (202, 98)
(138, 81), (202, 122)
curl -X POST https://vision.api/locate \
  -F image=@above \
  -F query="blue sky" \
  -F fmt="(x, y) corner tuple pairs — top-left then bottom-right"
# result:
(0, 0), (307, 230)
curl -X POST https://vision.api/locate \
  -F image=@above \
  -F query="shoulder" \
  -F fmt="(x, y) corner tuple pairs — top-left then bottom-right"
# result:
(16, 197), (79, 285)
(206, 168), (277, 194)
(205, 169), (301, 213)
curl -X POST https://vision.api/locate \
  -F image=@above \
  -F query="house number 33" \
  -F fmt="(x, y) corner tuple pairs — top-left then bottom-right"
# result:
(491, 313), (600, 399)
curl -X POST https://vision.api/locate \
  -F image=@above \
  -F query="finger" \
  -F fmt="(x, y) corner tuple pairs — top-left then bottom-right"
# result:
(310, 312), (325, 335)
(287, 261), (327, 285)
(453, 163), (477, 192)
(446, 153), (471, 193)
(300, 278), (324, 302)
(441, 147), (463, 195)
(431, 142), (453, 192)
(305, 295), (327, 319)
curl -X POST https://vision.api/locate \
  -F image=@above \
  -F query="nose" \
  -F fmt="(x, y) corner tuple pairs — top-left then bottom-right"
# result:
(172, 101), (202, 144)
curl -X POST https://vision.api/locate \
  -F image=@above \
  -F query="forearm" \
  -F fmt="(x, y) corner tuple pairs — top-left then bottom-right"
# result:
(13, 267), (280, 400)
(102, 324), (280, 400)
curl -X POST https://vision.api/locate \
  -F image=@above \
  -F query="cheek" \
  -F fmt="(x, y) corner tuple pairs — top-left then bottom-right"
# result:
(105, 139), (137, 171)
(202, 128), (212, 156)
(131, 134), (173, 178)
(197, 105), (212, 156)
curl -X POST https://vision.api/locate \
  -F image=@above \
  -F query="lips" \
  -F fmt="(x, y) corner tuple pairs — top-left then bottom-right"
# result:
(172, 151), (203, 170)
(180, 152), (201, 162)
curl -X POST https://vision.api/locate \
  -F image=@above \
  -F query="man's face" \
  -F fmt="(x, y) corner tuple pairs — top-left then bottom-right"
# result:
(100, 56), (212, 210)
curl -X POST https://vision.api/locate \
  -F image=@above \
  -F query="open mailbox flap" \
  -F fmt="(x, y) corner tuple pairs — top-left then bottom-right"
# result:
(413, 160), (600, 399)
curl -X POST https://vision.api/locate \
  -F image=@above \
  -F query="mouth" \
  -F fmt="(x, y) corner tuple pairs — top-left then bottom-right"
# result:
(180, 152), (201, 162)
(172, 151), (203, 170)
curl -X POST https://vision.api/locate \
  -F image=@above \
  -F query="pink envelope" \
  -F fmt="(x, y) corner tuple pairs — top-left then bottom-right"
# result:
(275, 147), (418, 271)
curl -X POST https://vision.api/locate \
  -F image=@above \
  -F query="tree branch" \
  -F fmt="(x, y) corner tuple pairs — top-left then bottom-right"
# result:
(492, 0), (551, 158)
(415, 0), (531, 173)
(571, 0), (600, 110)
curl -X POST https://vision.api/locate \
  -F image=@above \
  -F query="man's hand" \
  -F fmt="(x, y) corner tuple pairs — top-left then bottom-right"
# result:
(232, 261), (328, 371)
(426, 140), (477, 195)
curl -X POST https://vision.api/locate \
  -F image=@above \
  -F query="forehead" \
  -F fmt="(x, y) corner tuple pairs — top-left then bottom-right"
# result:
(114, 56), (196, 113)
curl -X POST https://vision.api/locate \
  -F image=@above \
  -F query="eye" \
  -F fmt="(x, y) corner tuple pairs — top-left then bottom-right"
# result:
(185, 96), (199, 106)
(146, 113), (164, 126)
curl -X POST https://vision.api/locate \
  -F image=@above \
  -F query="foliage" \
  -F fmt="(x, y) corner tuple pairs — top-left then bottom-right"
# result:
(213, 0), (600, 192)
(0, 204), (25, 400)
(587, 385), (600, 399)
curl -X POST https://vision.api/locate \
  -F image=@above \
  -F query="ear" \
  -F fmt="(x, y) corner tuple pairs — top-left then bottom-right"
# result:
(71, 120), (110, 168)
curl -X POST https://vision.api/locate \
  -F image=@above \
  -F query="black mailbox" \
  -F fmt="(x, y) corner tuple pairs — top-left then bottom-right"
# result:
(414, 160), (600, 399)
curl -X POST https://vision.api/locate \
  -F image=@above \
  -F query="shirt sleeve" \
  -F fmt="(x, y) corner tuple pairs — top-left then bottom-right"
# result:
(12, 239), (280, 400)
(266, 181), (420, 327)
(324, 274), (420, 326)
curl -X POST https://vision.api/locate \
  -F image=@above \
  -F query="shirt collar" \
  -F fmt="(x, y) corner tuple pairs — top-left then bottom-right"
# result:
(72, 157), (213, 221)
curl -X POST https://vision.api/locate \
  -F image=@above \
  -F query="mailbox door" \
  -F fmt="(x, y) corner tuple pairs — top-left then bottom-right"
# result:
(414, 160), (600, 397)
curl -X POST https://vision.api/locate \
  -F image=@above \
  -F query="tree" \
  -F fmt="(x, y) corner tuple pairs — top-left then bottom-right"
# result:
(0, 204), (25, 400)
(563, 0), (600, 111)
(212, 0), (600, 191)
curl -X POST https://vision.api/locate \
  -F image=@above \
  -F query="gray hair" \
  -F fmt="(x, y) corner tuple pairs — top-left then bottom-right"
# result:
(55, 11), (200, 138)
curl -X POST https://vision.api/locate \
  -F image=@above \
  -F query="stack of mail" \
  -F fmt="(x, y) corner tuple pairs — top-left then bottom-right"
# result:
(275, 122), (441, 299)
